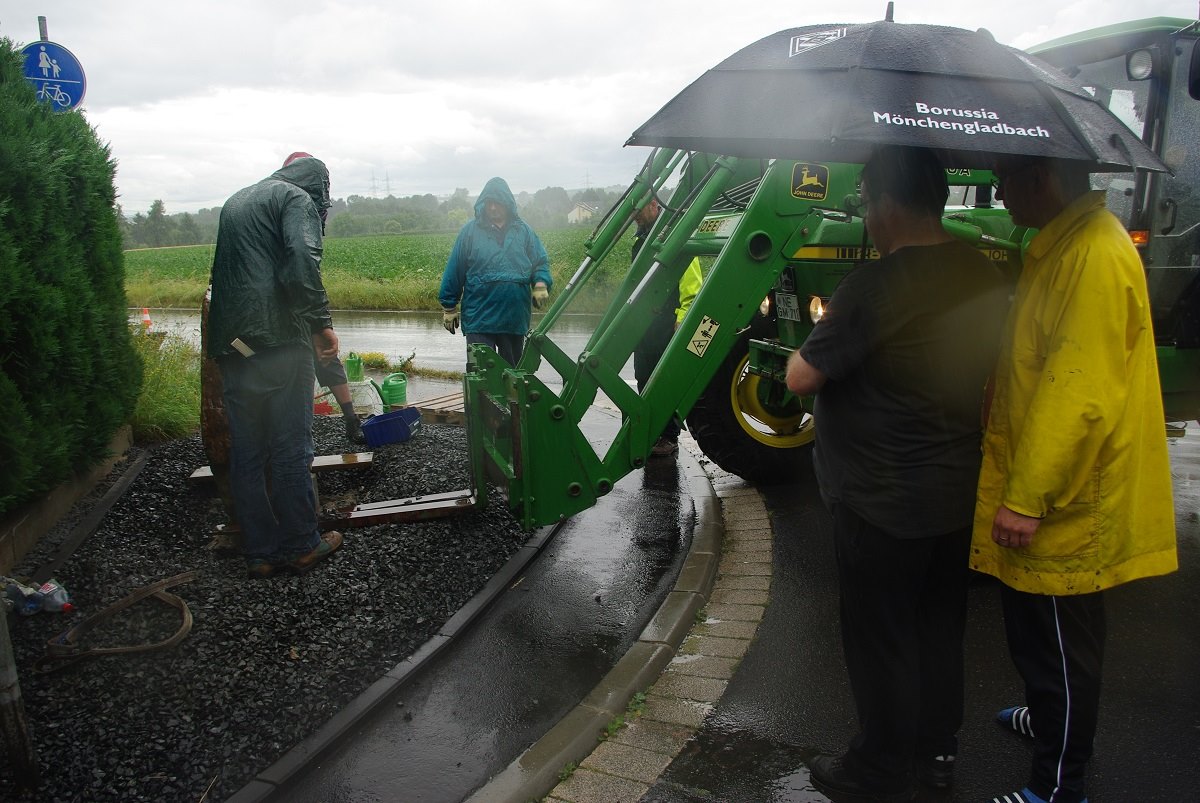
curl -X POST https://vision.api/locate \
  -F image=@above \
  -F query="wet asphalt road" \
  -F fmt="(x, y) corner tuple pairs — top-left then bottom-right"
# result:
(230, 391), (1198, 802)
(275, 410), (694, 802)
(645, 432), (1200, 802)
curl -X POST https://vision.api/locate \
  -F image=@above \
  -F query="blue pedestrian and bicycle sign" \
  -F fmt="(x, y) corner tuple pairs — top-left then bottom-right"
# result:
(20, 40), (86, 112)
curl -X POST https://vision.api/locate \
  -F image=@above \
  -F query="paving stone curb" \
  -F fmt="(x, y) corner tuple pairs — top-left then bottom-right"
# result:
(471, 434), (771, 803)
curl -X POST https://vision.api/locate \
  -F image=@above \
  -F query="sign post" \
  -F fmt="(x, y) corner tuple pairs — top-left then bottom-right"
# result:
(20, 39), (86, 112)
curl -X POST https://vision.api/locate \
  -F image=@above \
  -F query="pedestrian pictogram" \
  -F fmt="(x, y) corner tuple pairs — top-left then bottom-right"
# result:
(20, 40), (86, 112)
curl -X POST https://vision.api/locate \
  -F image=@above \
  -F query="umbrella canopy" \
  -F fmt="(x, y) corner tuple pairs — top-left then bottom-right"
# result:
(627, 21), (1167, 172)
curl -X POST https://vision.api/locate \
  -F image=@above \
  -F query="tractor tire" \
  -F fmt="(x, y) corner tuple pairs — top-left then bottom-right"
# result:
(686, 329), (814, 485)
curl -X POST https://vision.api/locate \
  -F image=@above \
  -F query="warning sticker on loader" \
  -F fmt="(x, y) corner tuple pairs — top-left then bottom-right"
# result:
(688, 316), (720, 358)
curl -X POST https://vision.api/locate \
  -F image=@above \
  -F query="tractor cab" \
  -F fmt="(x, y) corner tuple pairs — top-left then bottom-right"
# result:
(1031, 17), (1200, 419)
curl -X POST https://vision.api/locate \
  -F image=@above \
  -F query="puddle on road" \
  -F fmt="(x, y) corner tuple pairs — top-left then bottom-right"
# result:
(647, 727), (954, 803)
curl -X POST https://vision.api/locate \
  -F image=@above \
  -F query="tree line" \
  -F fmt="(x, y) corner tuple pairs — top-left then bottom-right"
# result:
(119, 185), (623, 249)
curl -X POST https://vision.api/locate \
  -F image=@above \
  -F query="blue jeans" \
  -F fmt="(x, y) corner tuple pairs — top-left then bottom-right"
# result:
(218, 342), (321, 563)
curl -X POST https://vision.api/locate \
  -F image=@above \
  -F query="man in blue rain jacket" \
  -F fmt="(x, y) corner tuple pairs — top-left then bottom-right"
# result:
(438, 177), (552, 367)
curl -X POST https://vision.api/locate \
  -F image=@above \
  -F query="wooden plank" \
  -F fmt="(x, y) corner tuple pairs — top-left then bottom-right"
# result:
(32, 449), (152, 585)
(415, 407), (466, 427)
(411, 390), (466, 427)
(411, 391), (465, 408)
(189, 452), (373, 482)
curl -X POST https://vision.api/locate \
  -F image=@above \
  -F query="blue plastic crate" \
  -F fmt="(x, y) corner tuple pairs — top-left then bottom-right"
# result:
(361, 407), (421, 447)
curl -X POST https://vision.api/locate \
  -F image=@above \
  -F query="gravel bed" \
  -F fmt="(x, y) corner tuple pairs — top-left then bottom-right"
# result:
(0, 416), (526, 802)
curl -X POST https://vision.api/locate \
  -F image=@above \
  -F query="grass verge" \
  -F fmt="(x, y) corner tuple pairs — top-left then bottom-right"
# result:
(129, 329), (201, 443)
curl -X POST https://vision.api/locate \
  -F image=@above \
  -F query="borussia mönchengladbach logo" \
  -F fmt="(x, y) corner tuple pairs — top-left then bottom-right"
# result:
(789, 28), (847, 57)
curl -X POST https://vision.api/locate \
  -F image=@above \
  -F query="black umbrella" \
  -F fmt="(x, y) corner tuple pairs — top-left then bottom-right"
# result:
(627, 20), (1166, 172)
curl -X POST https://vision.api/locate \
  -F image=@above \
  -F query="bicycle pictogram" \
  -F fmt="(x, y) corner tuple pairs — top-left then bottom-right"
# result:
(37, 84), (72, 107)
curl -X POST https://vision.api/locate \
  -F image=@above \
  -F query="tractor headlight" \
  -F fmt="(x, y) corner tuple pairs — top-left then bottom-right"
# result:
(759, 296), (772, 317)
(1127, 49), (1155, 81)
(809, 296), (826, 324)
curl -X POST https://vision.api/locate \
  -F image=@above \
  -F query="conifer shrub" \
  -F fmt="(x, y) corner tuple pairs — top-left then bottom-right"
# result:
(0, 38), (142, 516)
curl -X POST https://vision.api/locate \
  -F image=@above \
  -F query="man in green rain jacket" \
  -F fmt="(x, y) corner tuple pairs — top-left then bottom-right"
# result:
(976, 156), (1177, 803)
(438, 177), (552, 367)
(208, 155), (343, 579)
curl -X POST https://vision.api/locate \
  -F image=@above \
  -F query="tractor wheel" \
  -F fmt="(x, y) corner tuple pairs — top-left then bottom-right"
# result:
(686, 330), (814, 484)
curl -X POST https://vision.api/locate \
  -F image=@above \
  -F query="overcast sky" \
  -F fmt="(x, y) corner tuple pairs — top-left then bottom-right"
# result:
(2, 1), (1196, 215)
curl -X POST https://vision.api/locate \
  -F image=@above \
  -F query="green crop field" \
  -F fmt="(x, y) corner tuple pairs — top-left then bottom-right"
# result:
(124, 227), (629, 312)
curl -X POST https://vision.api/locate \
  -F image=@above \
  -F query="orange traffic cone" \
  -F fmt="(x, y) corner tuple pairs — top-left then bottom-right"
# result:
(140, 308), (152, 329)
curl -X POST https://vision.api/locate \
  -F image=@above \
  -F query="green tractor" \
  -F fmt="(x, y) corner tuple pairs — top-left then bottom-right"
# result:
(1029, 17), (1200, 420)
(463, 17), (1200, 530)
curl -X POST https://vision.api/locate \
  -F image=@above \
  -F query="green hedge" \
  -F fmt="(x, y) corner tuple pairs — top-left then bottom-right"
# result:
(0, 38), (142, 517)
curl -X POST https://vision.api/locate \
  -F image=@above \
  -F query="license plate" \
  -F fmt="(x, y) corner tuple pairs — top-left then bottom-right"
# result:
(776, 292), (801, 321)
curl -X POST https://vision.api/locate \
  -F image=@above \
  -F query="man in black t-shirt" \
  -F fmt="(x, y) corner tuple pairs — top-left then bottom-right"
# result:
(786, 146), (1009, 801)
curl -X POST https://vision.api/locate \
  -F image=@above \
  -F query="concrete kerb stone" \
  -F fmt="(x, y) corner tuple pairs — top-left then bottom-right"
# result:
(537, 437), (773, 803)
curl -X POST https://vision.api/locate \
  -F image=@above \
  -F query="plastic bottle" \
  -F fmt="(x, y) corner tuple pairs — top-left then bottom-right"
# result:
(3, 578), (44, 615)
(37, 579), (74, 613)
(2, 577), (74, 614)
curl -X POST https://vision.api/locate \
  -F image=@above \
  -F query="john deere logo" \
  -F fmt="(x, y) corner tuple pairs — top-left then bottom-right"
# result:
(789, 28), (847, 57)
(791, 163), (829, 201)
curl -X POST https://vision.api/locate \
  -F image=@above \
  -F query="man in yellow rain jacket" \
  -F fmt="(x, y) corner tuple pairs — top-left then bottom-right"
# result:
(976, 156), (1178, 803)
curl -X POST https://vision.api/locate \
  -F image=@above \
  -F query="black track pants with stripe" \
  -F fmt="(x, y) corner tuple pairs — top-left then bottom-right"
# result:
(1001, 585), (1106, 803)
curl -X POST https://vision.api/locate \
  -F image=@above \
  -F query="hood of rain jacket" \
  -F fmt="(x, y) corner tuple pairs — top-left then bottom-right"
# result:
(972, 191), (1177, 594)
(473, 176), (519, 223)
(206, 158), (334, 357)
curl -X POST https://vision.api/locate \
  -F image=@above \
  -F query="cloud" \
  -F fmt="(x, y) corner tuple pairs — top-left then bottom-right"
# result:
(6, 0), (1194, 214)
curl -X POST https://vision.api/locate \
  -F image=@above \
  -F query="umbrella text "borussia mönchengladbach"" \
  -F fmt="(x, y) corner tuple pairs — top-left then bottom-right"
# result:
(874, 102), (1051, 138)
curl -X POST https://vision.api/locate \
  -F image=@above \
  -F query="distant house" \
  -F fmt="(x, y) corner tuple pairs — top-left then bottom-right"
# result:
(567, 202), (597, 224)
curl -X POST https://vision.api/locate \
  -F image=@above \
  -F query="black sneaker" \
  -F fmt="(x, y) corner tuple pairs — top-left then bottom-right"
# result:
(650, 437), (678, 458)
(916, 754), (955, 788)
(809, 753), (913, 802)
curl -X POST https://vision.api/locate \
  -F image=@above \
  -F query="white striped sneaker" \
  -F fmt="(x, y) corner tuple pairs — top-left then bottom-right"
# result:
(996, 704), (1035, 738)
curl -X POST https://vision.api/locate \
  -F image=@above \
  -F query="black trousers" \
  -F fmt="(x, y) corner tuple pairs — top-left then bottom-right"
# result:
(832, 503), (971, 780)
(1001, 585), (1106, 803)
(466, 332), (524, 368)
(634, 310), (683, 442)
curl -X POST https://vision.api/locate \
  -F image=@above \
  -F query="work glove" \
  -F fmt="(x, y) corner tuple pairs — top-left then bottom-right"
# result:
(442, 307), (460, 334)
(532, 283), (549, 310)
